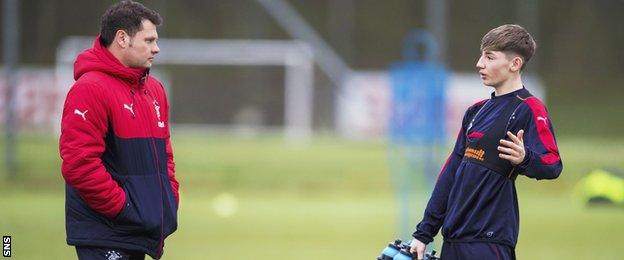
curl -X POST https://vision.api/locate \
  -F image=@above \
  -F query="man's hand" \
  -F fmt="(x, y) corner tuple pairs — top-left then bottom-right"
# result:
(409, 239), (427, 260)
(498, 129), (525, 165)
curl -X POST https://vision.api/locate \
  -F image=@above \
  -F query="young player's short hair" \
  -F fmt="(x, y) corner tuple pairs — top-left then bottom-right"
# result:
(480, 24), (536, 70)
(99, 0), (162, 47)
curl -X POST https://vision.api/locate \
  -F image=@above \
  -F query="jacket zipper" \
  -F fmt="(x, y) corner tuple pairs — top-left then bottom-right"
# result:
(137, 80), (166, 257)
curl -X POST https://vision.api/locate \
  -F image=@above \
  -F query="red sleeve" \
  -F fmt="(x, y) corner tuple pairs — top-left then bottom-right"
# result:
(59, 82), (125, 218)
(163, 91), (179, 205)
(516, 97), (562, 180)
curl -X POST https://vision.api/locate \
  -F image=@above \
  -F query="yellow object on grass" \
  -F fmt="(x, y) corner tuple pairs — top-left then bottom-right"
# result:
(575, 169), (624, 205)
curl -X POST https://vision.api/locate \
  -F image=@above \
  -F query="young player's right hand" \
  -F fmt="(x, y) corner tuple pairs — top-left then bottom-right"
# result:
(409, 239), (427, 260)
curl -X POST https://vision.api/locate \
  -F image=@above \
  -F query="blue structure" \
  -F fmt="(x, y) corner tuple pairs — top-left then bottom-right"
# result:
(388, 29), (448, 240)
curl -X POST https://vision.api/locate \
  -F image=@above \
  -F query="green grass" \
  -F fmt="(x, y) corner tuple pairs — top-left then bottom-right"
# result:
(0, 132), (623, 259)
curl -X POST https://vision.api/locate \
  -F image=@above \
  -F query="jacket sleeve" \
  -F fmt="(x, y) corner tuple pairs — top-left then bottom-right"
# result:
(163, 92), (180, 206)
(412, 109), (471, 244)
(515, 98), (563, 180)
(59, 82), (126, 218)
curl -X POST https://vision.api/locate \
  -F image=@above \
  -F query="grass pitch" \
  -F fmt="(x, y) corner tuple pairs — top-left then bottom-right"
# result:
(0, 132), (622, 259)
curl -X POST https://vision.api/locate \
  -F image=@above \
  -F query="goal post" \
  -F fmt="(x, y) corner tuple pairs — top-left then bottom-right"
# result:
(55, 37), (315, 143)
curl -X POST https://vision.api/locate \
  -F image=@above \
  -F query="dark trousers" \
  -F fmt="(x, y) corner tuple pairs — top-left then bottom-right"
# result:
(441, 242), (515, 260)
(75, 246), (146, 260)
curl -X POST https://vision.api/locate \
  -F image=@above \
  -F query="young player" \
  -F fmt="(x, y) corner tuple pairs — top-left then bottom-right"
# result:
(409, 24), (562, 260)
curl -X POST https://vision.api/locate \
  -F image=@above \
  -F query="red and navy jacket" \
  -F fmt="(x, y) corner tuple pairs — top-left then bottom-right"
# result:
(412, 87), (562, 248)
(59, 36), (179, 259)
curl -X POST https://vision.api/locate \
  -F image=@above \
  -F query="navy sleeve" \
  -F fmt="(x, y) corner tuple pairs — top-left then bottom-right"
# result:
(412, 105), (475, 244)
(514, 98), (563, 180)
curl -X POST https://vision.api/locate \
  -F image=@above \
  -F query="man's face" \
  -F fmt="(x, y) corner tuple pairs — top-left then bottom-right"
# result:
(475, 50), (517, 87)
(124, 19), (159, 69)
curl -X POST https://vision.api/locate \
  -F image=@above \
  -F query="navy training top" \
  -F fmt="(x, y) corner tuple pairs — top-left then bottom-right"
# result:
(412, 87), (562, 248)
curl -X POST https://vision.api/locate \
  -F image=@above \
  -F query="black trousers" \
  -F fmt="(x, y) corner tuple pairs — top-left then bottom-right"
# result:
(440, 241), (516, 260)
(75, 246), (146, 260)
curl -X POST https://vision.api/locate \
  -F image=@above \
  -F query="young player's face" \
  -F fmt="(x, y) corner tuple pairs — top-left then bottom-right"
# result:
(475, 50), (515, 87)
(124, 20), (160, 69)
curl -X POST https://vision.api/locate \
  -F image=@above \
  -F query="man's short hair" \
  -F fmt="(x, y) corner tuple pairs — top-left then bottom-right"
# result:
(100, 0), (162, 47)
(480, 24), (536, 70)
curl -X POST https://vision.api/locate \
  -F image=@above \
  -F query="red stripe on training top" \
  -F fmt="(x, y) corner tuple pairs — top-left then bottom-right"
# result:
(524, 97), (560, 165)
(467, 132), (484, 139)
(437, 153), (453, 181)
(437, 128), (464, 180)
(472, 99), (488, 108)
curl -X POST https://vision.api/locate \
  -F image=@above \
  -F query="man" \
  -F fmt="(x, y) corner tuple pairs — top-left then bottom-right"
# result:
(59, 1), (179, 259)
(409, 24), (562, 259)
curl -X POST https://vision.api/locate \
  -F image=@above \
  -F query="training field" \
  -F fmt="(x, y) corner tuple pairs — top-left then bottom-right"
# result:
(0, 132), (623, 259)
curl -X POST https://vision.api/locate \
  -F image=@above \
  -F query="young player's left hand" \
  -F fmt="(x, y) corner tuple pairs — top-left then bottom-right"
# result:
(498, 129), (525, 165)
